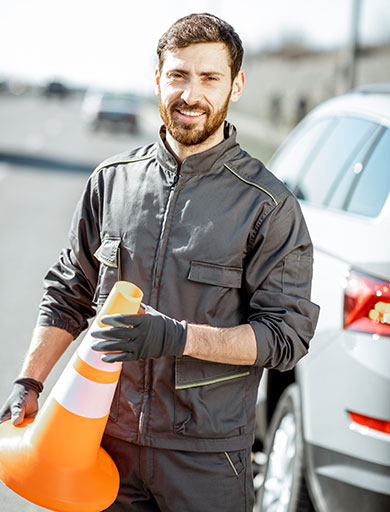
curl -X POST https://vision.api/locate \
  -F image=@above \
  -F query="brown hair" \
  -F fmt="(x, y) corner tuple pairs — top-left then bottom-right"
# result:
(157, 13), (244, 81)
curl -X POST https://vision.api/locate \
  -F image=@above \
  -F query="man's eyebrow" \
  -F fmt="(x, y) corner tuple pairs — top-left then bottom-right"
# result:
(200, 71), (225, 77)
(167, 68), (188, 75)
(166, 68), (225, 77)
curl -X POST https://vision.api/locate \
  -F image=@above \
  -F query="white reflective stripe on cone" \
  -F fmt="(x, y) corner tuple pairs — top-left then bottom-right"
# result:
(78, 324), (122, 373)
(52, 364), (118, 419)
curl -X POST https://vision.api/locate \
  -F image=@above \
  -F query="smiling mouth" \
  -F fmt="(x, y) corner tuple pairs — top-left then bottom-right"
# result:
(177, 109), (205, 118)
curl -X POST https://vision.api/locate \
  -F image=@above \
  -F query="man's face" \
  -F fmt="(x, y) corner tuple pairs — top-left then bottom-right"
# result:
(155, 42), (243, 147)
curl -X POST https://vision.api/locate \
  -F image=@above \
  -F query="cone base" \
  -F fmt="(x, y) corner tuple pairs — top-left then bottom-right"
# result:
(0, 419), (119, 512)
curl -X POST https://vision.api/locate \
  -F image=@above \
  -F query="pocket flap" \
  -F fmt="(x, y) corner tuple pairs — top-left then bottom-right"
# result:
(175, 357), (250, 390)
(94, 237), (121, 268)
(188, 261), (242, 288)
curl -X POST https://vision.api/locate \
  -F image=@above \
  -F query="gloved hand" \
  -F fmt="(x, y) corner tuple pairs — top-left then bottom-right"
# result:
(91, 304), (187, 362)
(0, 378), (44, 426)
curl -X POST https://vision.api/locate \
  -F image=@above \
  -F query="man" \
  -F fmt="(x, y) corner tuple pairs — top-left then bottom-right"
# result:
(0, 13), (319, 511)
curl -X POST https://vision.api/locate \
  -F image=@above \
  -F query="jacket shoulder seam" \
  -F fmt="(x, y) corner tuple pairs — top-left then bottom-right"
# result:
(93, 153), (156, 175)
(224, 163), (279, 205)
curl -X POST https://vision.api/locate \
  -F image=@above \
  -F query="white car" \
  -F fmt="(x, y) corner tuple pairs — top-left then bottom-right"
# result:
(254, 85), (390, 512)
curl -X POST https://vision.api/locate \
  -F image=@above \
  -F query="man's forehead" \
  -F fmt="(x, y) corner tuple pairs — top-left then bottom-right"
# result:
(162, 42), (230, 71)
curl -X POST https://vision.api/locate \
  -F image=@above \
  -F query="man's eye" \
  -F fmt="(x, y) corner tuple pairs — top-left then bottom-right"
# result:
(205, 76), (218, 81)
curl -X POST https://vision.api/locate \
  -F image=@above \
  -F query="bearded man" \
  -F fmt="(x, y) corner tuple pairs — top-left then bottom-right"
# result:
(0, 13), (319, 512)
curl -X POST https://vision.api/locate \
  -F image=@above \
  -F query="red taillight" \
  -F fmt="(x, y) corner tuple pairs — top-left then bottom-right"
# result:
(349, 411), (390, 434)
(343, 270), (390, 337)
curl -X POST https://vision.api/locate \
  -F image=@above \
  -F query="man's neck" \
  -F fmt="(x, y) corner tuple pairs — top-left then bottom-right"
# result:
(164, 124), (225, 164)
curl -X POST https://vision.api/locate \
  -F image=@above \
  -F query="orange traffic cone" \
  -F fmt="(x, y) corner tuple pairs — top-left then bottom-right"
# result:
(0, 281), (143, 512)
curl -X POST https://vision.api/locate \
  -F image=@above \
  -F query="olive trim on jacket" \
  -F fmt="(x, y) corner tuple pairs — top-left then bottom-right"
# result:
(223, 163), (279, 205)
(175, 370), (251, 390)
(94, 154), (155, 174)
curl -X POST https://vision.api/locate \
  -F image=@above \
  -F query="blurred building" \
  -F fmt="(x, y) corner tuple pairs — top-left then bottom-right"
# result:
(240, 43), (390, 129)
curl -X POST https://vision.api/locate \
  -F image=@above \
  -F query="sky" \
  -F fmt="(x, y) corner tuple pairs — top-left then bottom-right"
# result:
(1, 0), (389, 94)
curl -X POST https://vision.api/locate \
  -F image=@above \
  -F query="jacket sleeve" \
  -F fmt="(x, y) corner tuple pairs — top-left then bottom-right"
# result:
(36, 173), (102, 338)
(246, 194), (320, 371)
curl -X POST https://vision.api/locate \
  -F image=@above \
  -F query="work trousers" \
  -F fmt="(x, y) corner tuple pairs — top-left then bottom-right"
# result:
(101, 434), (254, 512)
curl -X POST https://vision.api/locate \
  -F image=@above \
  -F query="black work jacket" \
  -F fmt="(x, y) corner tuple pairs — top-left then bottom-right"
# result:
(37, 123), (319, 451)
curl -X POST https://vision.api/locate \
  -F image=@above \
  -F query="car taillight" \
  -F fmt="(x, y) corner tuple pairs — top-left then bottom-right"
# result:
(343, 270), (390, 337)
(349, 411), (390, 434)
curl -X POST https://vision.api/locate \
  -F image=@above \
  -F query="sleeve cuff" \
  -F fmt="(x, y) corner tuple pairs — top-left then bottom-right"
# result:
(35, 316), (86, 339)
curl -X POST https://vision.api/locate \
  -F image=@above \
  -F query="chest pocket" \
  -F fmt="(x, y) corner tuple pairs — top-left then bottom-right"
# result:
(93, 236), (121, 305)
(188, 260), (242, 288)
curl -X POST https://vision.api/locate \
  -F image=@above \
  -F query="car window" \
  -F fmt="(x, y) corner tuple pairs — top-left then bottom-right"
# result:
(269, 118), (334, 192)
(345, 128), (390, 217)
(326, 125), (382, 209)
(296, 117), (377, 205)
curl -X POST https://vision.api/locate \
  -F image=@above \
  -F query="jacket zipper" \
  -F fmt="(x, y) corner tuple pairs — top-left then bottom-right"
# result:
(137, 173), (180, 444)
(151, 174), (180, 293)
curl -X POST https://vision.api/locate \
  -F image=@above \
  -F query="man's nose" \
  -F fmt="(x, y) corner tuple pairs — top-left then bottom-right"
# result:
(180, 80), (202, 104)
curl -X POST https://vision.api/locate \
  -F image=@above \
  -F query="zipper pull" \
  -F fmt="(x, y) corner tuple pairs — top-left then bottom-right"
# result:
(171, 175), (179, 189)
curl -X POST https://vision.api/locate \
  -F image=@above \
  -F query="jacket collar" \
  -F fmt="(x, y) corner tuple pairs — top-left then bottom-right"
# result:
(156, 121), (241, 176)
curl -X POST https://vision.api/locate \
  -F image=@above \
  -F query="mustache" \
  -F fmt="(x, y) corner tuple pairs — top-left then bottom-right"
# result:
(170, 100), (210, 114)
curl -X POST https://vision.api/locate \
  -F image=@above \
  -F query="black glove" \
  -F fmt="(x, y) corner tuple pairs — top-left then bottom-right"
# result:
(0, 378), (44, 426)
(91, 304), (187, 362)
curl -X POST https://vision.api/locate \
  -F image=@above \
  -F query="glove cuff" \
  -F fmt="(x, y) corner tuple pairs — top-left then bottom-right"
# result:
(14, 377), (44, 396)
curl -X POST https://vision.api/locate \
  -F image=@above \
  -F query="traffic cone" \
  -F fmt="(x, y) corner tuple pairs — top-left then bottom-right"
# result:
(0, 281), (143, 512)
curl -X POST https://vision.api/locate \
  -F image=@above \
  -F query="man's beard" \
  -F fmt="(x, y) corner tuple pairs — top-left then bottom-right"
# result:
(159, 93), (231, 147)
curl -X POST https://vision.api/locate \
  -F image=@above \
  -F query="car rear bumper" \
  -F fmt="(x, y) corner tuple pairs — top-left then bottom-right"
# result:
(300, 327), (390, 462)
(306, 442), (390, 512)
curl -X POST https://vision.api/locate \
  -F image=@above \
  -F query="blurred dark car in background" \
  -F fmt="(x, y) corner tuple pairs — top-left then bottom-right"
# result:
(81, 90), (139, 133)
(254, 85), (390, 512)
(44, 80), (70, 98)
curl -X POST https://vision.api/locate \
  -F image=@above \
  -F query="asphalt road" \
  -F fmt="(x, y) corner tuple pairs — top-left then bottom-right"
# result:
(0, 93), (159, 511)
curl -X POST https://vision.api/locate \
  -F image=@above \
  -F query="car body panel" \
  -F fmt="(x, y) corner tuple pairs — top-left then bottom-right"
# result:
(255, 86), (390, 511)
(301, 202), (390, 274)
(299, 330), (390, 464)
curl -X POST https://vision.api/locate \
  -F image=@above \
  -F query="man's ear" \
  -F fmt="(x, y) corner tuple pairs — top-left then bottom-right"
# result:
(154, 66), (161, 96)
(230, 69), (245, 103)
